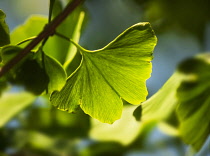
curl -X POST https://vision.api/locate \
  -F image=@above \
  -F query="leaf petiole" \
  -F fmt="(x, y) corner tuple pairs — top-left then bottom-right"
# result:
(55, 31), (85, 52)
(16, 36), (37, 46)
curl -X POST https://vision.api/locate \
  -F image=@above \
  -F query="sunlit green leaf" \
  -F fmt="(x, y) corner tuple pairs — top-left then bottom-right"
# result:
(0, 91), (35, 127)
(51, 22), (157, 123)
(0, 10), (10, 47)
(176, 55), (210, 151)
(90, 105), (141, 145)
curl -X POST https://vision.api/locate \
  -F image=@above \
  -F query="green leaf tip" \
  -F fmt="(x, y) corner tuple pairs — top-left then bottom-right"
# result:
(50, 22), (157, 123)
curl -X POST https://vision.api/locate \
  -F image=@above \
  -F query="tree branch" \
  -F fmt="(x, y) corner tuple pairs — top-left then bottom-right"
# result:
(0, 0), (84, 77)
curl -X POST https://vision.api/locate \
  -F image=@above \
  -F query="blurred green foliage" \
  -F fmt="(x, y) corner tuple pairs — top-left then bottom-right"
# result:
(134, 0), (210, 43)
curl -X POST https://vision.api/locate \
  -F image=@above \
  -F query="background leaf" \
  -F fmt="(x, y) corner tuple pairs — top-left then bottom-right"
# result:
(0, 45), (66, 95)
(141, 53), (210, 151)
(1, 45), (20, 64)
(10, 15), (47, 46)
(141, 72), (182, 121)
(90, 105), (141, 145)
(51, 22), (157, 123)
(0, 91), (35, 127)
(0, 45), (49, 95)
(0, 10), (10, 47)
(176, 55), (210, 151)
(0, 76), (8, 96)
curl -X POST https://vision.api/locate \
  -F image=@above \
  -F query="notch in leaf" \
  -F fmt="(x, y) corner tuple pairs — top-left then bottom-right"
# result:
(50, 22), (157, 123)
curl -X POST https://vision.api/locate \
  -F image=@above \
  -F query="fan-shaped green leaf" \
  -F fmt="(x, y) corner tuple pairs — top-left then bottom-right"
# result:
(51, 22), (157, 123)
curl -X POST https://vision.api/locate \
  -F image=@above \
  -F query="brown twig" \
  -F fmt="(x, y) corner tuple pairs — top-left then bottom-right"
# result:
(0, 0), (84, 77)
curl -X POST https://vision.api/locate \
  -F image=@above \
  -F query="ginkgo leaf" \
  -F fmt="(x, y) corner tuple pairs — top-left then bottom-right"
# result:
(51, 22), (157, 123)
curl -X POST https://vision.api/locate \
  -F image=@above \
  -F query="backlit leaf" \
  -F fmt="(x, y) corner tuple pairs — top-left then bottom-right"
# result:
(51, 22), (157, 123)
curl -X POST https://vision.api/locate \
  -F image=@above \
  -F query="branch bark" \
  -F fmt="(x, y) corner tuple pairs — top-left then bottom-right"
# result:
(0, 0), (84, 77)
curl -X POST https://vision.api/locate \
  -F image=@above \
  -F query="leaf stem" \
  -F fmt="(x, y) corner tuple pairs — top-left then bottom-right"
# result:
(0, 0), (84, 78)
(55, 31), (86, 52)
(16, 36), (37, 46)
